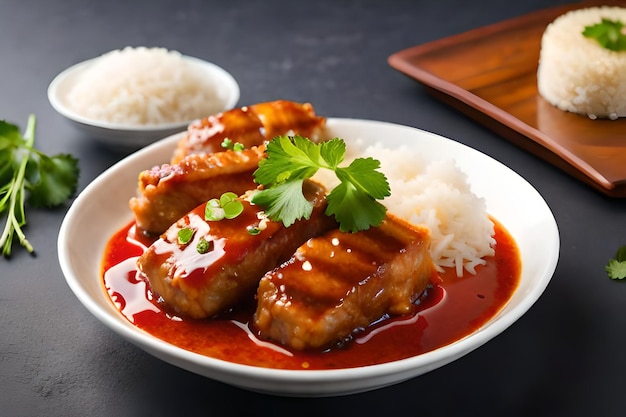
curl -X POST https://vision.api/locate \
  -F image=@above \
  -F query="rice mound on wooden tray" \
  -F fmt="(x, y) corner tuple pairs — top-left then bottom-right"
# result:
(537, 6), (626, 120)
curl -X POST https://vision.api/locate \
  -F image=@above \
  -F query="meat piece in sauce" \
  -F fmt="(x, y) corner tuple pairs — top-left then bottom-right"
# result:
(137, 181), (337, 319)
(129, 146), (264, 235)
(171, 100), (326, 163)
(131, 100), (326, 235)
(253, 214), (437, 351)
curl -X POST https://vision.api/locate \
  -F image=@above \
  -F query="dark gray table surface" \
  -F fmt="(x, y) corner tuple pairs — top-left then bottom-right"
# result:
(2, 0), (625, 416)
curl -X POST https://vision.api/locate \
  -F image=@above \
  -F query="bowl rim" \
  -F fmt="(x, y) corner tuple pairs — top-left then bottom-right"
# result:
(47, 53), (240, 132)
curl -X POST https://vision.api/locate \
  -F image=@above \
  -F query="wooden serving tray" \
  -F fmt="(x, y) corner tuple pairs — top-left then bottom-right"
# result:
(388, 1), (626, 197)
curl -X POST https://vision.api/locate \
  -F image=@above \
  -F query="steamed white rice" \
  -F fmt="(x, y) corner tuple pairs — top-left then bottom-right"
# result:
(314, 143), (496, 277)
(537, 7), (626, 120)
(67, 47), (226, 125)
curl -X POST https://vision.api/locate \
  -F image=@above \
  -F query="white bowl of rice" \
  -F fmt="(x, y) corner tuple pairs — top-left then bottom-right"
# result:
(48, 47), (240, 149)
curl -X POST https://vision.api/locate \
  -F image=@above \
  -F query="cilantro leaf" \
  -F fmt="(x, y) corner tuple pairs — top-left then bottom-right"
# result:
(26, 153), (79, 207)
(607, 245), (626, 280)
(583, 18), (626, 51)
(252, 180), (313, 227)
(336, 157), (390, 200)
(318, 137), (346, 168)
(0, 120), (26, 147)
(253, 135), (323, 186)
(0, 122), (24, 184)
(606, 259), (626, 280)
(326, 181), (387, 232)
(252, 135), (390, 232)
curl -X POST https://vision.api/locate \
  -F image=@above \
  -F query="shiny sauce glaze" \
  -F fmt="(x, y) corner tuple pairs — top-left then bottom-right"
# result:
(141, 200), (284, 290)
(102, 218), (520, 370)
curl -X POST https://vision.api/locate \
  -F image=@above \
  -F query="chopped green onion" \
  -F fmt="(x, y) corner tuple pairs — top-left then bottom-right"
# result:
(247, 226), (261, 235)
(177, 228), (194, 244)
(221, 138), (233, 149)
(196, 237), (213, 254)
(205, 192), (244, 221)
(221, 138), (245, 151)
(205, 198), (225, 221)
(219, 192), (238, 205)
(221, 193), (244, 219)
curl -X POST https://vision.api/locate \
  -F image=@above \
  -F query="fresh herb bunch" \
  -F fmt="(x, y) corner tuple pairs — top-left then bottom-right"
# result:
(252, 135), (390, 232)
(0, 115), (79, 257)
(583, 18), (626, 52)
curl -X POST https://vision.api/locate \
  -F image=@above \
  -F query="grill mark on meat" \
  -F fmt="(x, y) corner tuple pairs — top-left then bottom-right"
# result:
(253, 214), (437, 350)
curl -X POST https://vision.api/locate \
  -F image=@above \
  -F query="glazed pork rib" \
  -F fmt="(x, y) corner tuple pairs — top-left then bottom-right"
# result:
(129, 146), (264, 235)
(171, 100), (326, 163)
(137, 181), (337, 319)
(253, 214), (437, 351)
(130, 100), (327, 235)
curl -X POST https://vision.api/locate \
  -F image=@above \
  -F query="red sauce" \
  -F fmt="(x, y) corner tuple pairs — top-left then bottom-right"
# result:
(102, 219), (520, 370)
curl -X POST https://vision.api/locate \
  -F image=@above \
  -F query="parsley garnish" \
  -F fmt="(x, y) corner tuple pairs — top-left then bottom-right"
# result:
(583, 18), (626, 51)
(0, 115), (79, 257)
(252, 135), (390, 233)
(606, 246), (626, 279)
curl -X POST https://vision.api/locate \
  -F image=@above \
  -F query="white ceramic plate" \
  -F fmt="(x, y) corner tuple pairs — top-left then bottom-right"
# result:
(58, 119), (559, 397)
(48, 54), (240, 149)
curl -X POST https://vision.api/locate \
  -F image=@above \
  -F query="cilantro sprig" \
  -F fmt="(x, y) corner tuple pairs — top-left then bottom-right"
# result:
(0, 115), (79, 257)
(583, 18), (626, 52)
(252, 135), (390, 233)
(606, 246), (626, 280)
